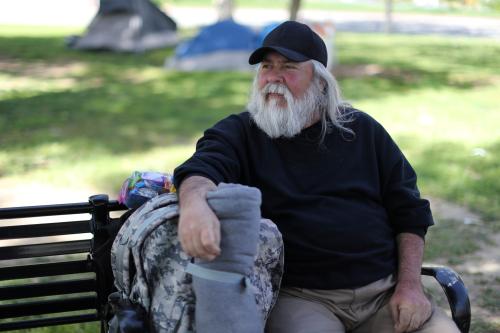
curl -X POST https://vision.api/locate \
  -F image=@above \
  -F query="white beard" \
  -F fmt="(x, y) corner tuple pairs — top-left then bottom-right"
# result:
(247, 77), (325, 138)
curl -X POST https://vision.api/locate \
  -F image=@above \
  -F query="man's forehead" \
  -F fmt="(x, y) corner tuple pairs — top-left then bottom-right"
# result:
(261, 52), (301, 64)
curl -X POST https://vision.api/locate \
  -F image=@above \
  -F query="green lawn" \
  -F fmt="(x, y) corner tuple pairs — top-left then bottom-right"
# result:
(1, 26), (498, 220)
(0, 25), (499, 332)
(163, 0), (500, 17)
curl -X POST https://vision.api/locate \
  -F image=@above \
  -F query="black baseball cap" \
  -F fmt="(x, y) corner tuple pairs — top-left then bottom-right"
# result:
(249, 21), (328, 67)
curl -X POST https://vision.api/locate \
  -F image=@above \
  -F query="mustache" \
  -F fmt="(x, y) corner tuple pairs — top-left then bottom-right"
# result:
(262, 83), (290, 96)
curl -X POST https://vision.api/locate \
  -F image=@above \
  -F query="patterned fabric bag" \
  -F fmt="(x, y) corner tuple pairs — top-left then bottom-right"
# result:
(109, 191), (284, 333)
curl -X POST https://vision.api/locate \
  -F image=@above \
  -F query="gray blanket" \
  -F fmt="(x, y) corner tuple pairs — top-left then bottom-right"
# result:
(190, 183), (263, 333)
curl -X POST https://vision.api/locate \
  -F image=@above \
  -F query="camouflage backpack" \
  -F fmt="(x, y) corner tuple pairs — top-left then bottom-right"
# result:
(109, 192), (284, 333)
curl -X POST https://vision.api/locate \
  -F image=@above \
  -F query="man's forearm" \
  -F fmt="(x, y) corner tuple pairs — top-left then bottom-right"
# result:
(396, 232), (425, 287)
(390, 232), (431, 332)
(178, 175), (217, 209)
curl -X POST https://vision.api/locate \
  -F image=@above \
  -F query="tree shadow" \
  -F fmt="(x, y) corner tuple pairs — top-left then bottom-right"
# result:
(0, 71), (252, 154)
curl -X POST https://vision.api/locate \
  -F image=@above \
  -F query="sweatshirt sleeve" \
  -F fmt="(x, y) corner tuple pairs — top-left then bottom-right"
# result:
(173, 114), (247, 190)
(374, 119), (434, 239)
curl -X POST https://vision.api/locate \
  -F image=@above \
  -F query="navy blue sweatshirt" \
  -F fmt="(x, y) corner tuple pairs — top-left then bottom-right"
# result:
(174, 110), (434, 289)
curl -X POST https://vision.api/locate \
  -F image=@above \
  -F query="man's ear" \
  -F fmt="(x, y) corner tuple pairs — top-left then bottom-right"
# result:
(320, 79), (328, 94)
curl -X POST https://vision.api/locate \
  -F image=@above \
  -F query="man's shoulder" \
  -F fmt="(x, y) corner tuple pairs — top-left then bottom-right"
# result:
(206, 111), (259, 142)
(342, 107), (377, 125)
(214, 111), (252, 128)
(339, 107), (382, 133)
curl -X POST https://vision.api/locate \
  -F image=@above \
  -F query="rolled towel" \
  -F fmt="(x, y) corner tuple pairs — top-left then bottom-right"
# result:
(189, 183), (263, 333)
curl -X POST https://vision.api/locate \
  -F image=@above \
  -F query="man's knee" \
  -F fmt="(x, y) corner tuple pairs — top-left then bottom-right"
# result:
(353, 302), (460, 333)
(266, 291), (345, 333)
(417, 306), (460, 333)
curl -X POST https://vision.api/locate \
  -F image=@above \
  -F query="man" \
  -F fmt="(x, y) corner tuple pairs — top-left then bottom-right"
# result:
(173, 21), (459, 333)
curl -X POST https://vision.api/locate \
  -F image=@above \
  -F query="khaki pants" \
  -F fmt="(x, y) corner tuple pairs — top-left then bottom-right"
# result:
(266, 275), (460, 333)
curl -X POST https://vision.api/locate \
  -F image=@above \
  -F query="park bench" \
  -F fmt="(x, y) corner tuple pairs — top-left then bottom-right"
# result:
(0, 195), (471, 333)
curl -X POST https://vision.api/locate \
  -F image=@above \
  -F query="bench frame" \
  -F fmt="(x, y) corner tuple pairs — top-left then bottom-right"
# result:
(0, 195), (471, 333)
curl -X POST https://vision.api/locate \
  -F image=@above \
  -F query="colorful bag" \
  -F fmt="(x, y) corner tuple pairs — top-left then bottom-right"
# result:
(118, 171), (175, 209)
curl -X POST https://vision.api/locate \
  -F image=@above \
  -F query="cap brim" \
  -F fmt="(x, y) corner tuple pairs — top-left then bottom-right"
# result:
(248, 46), (310, 65)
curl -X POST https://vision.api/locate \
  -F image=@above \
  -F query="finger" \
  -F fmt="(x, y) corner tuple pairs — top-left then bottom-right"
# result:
(407, 314), (420, 332)
(191, 233), (206, 259)
(180, 233), (196, 257)
(396, 307), (411, 333)
(389, 301), (400, 328)
(195, 230), (220, 260)
(178, 221), (191, 253)
(200, 227), (220, 256)
(177, 227), (189, 253)
(412, 305), (432, 331)
(213, 222), (221, 249)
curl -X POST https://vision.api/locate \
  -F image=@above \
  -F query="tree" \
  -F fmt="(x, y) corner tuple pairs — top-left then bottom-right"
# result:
(289, 0), (301, 21)
(384, 0), (393, 33)
(215, 0), (234, 20)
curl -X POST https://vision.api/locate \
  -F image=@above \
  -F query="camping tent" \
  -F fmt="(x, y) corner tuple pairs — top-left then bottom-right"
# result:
(166, 19), (336, 72)
(70, 0), (178, 52)
(166, 19), (260, 71)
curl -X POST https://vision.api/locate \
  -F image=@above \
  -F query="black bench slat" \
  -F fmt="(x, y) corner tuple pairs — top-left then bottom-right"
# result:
(0, 200), (126, 219)
(0, 278), (96, 301)
(0, 203), (93, 219)
(0, 296), (97, 319)
(0, 240), (91, 260)
(0, 195), (126, 332)
(0, 220), (90, 240)
(0, 260), (92, 281)
(0, 313), (98, 332)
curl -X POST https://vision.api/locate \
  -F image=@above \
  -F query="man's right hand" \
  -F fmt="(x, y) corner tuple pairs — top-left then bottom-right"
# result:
(178, 176), (221, 260)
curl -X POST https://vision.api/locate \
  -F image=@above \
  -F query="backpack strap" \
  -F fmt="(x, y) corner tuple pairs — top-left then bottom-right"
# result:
(113, 193), (178, 295)
(129, 203), (178, 246)
(185, 262), (249, 286)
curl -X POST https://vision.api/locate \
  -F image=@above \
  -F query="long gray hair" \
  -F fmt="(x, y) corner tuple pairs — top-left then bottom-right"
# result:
(310, 60), (354, 141)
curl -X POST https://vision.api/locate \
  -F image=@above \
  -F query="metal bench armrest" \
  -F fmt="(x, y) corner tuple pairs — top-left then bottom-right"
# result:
(421, 265), (471, 333)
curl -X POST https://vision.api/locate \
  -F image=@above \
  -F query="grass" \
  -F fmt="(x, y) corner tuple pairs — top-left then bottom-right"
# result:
(1, 27), (499, 222)
(471, 318), (500, 333)
(424, 219), (488, 263)
(333, 33), (500, 222)
(162, 0), (500, 17)
(0, 25), (499, 332)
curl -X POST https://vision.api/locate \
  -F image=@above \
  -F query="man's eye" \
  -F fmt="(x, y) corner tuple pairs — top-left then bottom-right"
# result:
(285, 64), (297, 69)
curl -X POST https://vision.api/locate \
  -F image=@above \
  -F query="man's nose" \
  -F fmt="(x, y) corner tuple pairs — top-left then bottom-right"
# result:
(266, 68), (284, 84)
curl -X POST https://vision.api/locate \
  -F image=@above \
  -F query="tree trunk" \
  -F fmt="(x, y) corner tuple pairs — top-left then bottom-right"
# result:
(384, 0), (393, 33)
(289, 0), (301, 21)
(215, 0), (234, 21)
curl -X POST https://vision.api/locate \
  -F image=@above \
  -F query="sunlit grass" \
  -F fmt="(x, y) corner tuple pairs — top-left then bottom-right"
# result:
(1, 27), (499, 220)
(162, 0), (500, 16)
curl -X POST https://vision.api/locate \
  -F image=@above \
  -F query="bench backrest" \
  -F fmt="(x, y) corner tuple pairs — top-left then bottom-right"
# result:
(0, 195), (127, 332)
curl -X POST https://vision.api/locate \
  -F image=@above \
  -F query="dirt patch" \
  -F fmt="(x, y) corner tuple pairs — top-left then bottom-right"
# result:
(332, 64), (418, 82)
(430, 196), (483, 225)
(0, 59), (88, 78)
(429, 197), (500, 330)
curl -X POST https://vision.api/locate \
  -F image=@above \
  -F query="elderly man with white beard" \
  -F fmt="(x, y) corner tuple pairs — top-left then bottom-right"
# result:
(173, 21), (460, 333)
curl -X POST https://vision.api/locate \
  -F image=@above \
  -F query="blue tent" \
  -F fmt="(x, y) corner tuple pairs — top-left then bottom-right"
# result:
(167, 19), (261, 71)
